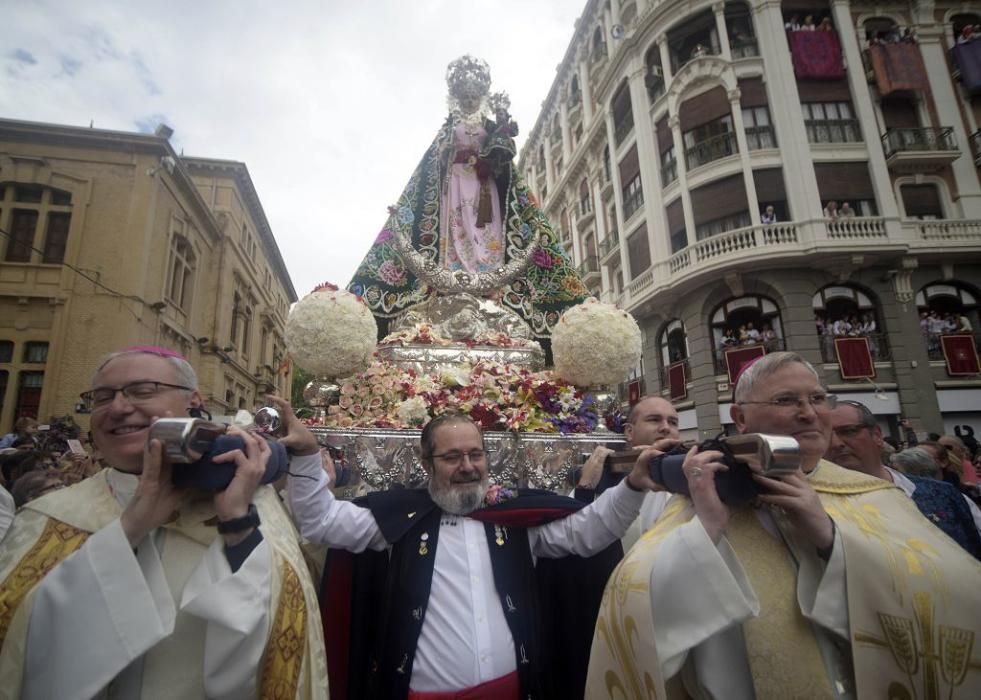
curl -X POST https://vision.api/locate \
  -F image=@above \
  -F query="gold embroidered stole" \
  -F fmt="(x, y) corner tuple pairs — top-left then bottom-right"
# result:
(811, 461), (981, 700)
(0, 519), (89, 647)
(725, 507), (832, 699)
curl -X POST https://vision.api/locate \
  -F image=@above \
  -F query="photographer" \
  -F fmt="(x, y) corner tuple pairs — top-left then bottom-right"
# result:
(0, 346), (327, 700)
(586, 352), (981, 699)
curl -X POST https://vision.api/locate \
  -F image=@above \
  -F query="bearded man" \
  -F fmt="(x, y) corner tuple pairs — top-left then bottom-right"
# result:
(279, 401), (660, 700)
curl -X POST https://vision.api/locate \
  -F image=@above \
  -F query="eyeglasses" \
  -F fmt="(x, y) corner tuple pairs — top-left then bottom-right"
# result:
(430, 449), (487, 467)
(80, 381), (192, 411)
(738, 393), (837, 411)
(832, 423), (870, 438)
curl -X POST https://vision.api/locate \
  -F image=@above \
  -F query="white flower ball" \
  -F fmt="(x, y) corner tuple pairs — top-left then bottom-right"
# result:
(552, 298), (642, 387)
(285, 288), (378, 379)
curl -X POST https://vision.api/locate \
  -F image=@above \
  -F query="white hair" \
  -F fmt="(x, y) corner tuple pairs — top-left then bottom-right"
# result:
(734, 351), (819, 403)
(93, 348), (198, 390)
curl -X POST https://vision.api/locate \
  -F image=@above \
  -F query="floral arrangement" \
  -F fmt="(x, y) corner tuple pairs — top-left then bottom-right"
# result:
(285, 283), (378, 379)
(379, 323), (536, 349)
(317, 358), (599, 433)
(551, 299), (642, 387)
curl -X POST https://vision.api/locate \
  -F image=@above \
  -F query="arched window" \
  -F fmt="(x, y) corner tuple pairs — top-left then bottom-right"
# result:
(569, 76), (581, 108)
(644, 45), (664, 101)
(916, 282), (979, 359)
(812, 285), (887, 362)
(710, 295), (784, 372)
(659, 319), (689, 365)
(952, 13), (981, 44)
(592, 27), (607, 61)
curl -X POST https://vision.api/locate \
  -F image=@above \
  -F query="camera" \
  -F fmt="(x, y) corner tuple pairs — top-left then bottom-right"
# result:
(605, 434), (801, 506)
(149, 417), (289, 492)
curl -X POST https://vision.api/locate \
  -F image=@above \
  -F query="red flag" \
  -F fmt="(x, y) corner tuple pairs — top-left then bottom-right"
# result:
(941, 335), (981, 376)
(834, 337), (875, 379)
(628, 380), (642, 406)
(668, 361), (687, 401)
(725, 345), (766, 385)
(789, 31), (845, 80)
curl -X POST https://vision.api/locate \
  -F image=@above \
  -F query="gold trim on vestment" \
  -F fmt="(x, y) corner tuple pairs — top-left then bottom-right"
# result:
(0, 520), (89, 647)
(260, 559), (308, 700)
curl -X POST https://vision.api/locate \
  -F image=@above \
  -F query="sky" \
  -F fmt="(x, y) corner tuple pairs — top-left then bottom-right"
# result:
(0, 0), (585, 299)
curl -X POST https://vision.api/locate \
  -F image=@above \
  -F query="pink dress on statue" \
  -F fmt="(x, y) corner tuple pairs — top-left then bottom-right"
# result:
(441, 121), (505, 275)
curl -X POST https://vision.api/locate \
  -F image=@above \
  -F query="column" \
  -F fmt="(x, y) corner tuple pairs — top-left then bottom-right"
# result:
(713, 2), (732, 60)
(670, 115), (697, 245)
(916, 24), (981, 216)
(728, 88), (762, 225)
(560, 100), (572, 163)
(604, 111), (628, 296)
(658, 33), (674, 83)
(752, 0), (822, 220)
(544, 133), (556, 193)
(579, 57), (594, 125)
(627, 62), (669, 264)
(830, 0), (901, 221)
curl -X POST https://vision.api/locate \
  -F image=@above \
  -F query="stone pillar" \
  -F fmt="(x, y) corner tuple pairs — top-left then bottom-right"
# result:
(578, 57), (594, 125)
(658, 33), (673, 83)
(752, 0), (822, 219)
(714, 2), (732, 60)
(728, 88), (762, 225)
(915, 23), (981, 216)
(830, 0), (901, 220)
(605, 111), (628, 294)
(627, 62), (667, 263)
(560, 99), (572, 163)
(544, 130), (556, 193)
(670, 115), (697, 244)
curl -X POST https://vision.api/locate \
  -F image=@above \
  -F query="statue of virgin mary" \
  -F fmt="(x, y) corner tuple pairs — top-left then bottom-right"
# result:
(347, 56), (589, 348)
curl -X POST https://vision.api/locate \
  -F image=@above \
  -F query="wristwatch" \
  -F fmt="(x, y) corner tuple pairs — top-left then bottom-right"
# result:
(216, 504), (261, 534)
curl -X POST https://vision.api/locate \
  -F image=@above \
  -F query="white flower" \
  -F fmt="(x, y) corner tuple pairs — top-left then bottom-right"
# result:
(551, 299), (642, 387)
(397, 396), (430, 425)
(285, 288), (378, 379)
(440, 365), (472, 387)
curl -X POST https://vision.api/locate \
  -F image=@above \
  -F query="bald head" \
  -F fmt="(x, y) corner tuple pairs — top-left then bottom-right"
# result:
(625, 396), (680, 446)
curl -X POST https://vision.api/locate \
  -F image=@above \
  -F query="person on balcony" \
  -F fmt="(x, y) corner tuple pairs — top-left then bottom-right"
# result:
(720, 328), (739, 349)
(956, 313), (973, 333)
(784, 15), (801, 32)
(801, 15), (816, 30)
(761, 205), (777, 224)
(761, 323), (778, 351)
(860, 314), (879, 357)
(839, 201), (856, 218)
(744, 322), (761, 345)
(818, 17), (834, 32)
(823, 200), (839, 219)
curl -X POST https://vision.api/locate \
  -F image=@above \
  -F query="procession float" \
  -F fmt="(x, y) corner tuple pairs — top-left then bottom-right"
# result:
(287, 57), (642, 495)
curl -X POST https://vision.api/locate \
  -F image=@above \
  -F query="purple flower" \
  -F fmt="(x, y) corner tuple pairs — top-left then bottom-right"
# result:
(375, 229), (394, 244)
(532, 248), (553, 268)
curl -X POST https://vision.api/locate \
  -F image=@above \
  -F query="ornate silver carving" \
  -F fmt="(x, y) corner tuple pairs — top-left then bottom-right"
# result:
(375, 344), (545, 374)
(389, 224), (541, 296)
(312, 427), (627, 494)
(391, 293), (536, 341)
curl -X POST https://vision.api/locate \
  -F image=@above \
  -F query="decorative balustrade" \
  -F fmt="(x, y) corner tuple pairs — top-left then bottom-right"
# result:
(627, 268), (654, 296)
(913, 219), (981, 240)
(805, 118), (862, 144)
(745, 125), (776, 150)
(827, 217), (887, 239)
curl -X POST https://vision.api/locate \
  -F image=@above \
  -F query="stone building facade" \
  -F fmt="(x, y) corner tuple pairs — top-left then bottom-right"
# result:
(0, 118), (296, 432)
(520, 0), (981, 440)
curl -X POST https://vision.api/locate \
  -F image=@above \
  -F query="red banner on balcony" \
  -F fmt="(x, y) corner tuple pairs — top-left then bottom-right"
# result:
(628, 379), (642, 406)
(789, 31), (845, 80)
(668, 361), (687, 401)
(834, 337), (875, 379)
(867, 43), (928, 96)
(941, 334), (981, 376)
(725, 345), (766, 386)
(953, 41), (981, 95)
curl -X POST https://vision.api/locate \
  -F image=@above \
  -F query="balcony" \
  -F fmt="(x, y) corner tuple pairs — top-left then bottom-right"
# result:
(713, 338), (787, 375)
(598, 230), (620, 260)
(970, 129), (981, 166)
(577, 255), (600, 282)
(730, 39), (759, 59)
(805, 119), (862, 144)
(882, 127), (959, 173)
(685, 131), (738, 170)
(924, 332), (981, 361)
(818, 332), (891, 364)
(745, 125), (776, 150)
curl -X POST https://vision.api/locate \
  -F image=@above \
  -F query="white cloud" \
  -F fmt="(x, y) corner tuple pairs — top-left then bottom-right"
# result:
(0, 0), (583, 298)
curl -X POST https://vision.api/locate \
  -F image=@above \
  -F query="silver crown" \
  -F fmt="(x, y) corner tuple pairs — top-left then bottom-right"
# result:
(446, 55), (492, 99)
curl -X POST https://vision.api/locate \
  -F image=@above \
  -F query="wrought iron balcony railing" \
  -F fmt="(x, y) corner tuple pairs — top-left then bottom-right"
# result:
(882, 127), (957, 156)
(805, 119), (862, 144)
(685, 131), (738, 169)
(598, 230), (620, 258)
(745, 125), (776, 150)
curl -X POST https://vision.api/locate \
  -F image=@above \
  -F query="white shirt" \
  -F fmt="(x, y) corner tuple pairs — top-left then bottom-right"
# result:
(287, 453), (644, 692)
(885, 466), (981, 538)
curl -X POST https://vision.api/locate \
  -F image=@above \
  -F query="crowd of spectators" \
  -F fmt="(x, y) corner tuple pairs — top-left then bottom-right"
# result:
(890, 432), (981, 506)
(919, 309), (974, 353)
(957, 24), (979, 44)
(784, 15), (835, 32)
(0, 416), (102, 522)
(815, 312), (882, 357)
(718, 322), (780, 351)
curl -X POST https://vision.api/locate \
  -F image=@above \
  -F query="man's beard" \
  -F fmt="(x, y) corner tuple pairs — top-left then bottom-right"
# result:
(429, 476), (489, 515)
